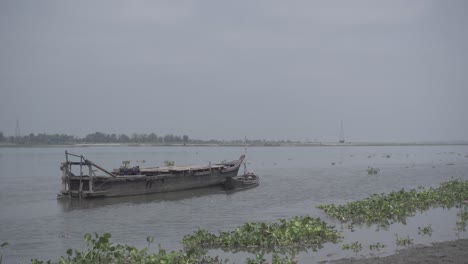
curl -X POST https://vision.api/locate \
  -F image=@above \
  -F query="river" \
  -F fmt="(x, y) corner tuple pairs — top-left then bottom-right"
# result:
(1, 145), (467, 263)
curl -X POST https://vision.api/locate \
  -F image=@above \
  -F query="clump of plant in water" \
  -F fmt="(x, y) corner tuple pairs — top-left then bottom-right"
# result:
(341, 241), (362, 253)
(369, 242), (385, 251)
(395, 234), (413, 247)
(25, 232), (301, 264)
(366, 166), (380, 175)
(164, 160), (175, 166)
(318, 179), (468, 227)
(30, 233), (224, 264)
(456, 206), (468, 232)
(183, 216), (342, 254)
(418, 225), (433, 236)
(246, 254), (297, 264)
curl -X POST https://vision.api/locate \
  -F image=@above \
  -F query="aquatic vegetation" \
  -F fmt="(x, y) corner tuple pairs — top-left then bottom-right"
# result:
(341, 241), (362, 253)
(369, 242), (385, 251)
(246, 254), (267, 264)
(418, 225), (433, 236)
(164, 160), (175, 166)
(26, 232), (299, 264)
(395, 234), (413, 247)
(456, 206), (468, 232)
(30, 233), (225, 264)
(271, 254), (297, 264)
(246, 254), (297, 264)
(366, 166), (380, 175)
(318, 180), (468, 227)
(182, 216), (342, 253)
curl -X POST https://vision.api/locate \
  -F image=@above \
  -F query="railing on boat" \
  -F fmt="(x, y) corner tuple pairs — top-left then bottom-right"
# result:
(60, 150), (115, 197)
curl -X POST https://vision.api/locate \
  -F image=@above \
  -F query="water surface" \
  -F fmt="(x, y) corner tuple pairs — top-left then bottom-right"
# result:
(1, 145), (467, 263)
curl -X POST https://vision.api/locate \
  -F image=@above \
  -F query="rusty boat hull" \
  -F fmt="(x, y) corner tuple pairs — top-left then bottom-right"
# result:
(59, 152), (245, 198)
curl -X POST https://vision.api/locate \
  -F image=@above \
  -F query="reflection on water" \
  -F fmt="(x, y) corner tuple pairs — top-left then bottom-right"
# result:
(58, 186), (227, 211)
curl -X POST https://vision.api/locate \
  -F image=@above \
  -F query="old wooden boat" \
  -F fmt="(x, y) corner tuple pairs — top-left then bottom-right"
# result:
(59, 151), (245, 198)
(224, 172), (259, 191)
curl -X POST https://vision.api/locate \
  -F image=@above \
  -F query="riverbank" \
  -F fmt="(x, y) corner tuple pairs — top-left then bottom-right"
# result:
(330, 239), (468, 264)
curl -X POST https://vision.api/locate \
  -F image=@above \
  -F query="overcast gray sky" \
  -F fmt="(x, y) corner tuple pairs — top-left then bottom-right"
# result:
(1, 0), (467, 142)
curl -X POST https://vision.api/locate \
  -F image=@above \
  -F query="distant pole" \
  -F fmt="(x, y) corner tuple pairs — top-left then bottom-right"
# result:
(15, 119), (21, 140)
(339, 120), (345, 143)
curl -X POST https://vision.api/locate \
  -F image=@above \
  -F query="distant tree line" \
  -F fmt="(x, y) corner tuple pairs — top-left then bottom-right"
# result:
(0, 131), (191, 145)
(0, 131), (298, 146)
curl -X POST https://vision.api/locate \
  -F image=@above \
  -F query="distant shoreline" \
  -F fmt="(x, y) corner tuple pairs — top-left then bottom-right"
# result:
(1, 142), (468, 148)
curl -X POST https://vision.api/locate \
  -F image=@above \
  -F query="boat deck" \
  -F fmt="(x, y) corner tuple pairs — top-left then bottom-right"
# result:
(140, 164), (225, 173)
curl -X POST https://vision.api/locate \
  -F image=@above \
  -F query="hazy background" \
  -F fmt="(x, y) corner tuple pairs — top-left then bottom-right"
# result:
(1, 0), (467, 142)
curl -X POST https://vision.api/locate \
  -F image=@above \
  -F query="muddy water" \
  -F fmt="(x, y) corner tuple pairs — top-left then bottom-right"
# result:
(0, 145), (467, 263)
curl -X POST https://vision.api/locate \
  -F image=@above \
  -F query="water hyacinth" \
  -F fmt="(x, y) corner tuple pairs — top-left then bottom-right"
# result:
(418, 225), (433, 236)
(318, 179), (468, 227)
(456, 206), (468, 231)
(395, 234), (413, 247)
(366, 167), (380, 175)
(369, 242), (385, 251)
(246, 254), (297, 264)
(341, 241), (362, 253)
(183, 216), (342, 253)
(30, 233), (225, 264)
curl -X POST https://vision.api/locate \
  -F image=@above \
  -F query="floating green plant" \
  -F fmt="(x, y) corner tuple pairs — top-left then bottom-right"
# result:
(318, 180), (468, 227)
(247, 254), (267, 264)
(341, 241), (362, 253)
(395, 234), (413, 247)
(369, 242), (385, 251)
(246, 253), (297, 264)
(418, 225), (433, 236)
(456, 206), (468, 232)
(26, 232), (301, 264)
(164, 160), (175, 166)
(30, 233), (224, 264)
(366, 167), (380, 175)
(183, 216), (342, 253)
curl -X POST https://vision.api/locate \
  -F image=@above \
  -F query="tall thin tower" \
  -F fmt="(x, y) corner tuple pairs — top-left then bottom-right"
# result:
(339, 120), (345, 143)
(15, 119), (21, 139)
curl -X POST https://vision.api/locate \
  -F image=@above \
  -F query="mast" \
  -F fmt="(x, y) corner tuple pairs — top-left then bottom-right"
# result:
(243, 136), (247, 175)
